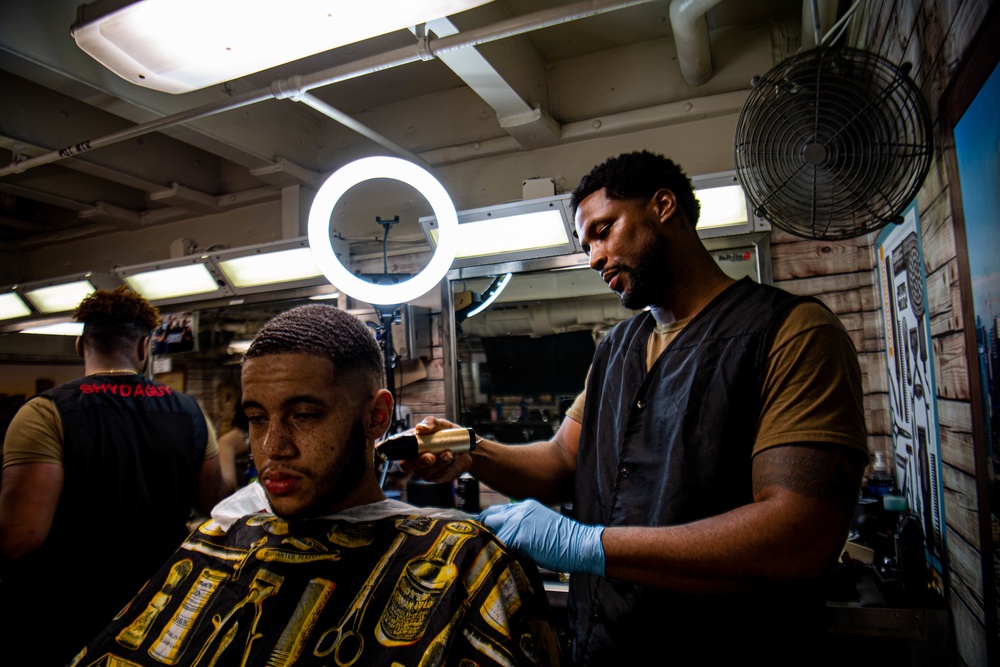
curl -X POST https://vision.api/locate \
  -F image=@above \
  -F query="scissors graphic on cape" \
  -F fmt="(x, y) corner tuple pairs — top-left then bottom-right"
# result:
(313, 532), (406, 666)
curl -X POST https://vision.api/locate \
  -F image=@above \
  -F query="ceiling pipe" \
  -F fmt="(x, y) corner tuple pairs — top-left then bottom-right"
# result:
(669, 0), (725, 88)
(418, 90), (749, 166)
(294, 93), (430, 170)
(0, 0), (658, 180)
(801, 0), (840, 50)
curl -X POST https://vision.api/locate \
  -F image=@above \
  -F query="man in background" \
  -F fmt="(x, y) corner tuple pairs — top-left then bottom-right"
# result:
(404, 150), (869, 664)
(71, 304), (558, 666)
(0, 286), (230, 666)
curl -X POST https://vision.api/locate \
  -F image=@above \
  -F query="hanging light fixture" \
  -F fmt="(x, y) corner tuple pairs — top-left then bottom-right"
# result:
(419, 195), (579, 269)
(71, 0), (492, 94)
(0, 292), (32, 321)
(115, 258), (225, 303)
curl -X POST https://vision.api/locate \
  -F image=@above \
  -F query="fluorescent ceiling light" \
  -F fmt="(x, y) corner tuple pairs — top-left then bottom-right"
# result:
(21, 322), (86, 336)
(309, 291), (342, 301)
(72, 0), (492, 94)
(227, 340), (253, 355)
(23, 280), (96, 314)
(428, 210), (569, 259)
(0, 292), (32, 320)
(695, 184), (749, 229)
(217, 247), (324, 288)
(420, 195), (579, 269)
(124, 263), (221, 300)
(309, 156), (458, 305)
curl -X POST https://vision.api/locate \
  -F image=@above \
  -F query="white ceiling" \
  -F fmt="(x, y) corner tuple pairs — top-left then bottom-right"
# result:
(0, 0), (821, 271)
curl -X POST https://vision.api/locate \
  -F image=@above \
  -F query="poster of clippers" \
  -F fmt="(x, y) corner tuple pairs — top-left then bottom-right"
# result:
(876, 203), (945, 571)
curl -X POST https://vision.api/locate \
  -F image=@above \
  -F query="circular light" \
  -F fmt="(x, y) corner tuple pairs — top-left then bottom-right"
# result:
(308, 157), (458, 305)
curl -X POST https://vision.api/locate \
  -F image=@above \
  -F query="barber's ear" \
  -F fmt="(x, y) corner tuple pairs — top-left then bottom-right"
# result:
(651, 188), (678, 223)
(366, 389), (394, 438)
(75, 336), (84, 359)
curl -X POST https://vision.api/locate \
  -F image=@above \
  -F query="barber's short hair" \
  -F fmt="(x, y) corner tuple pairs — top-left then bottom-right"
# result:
(570, 150), (701, 225)
(244, 304), (385, 391)
(74, 286), (160, 355)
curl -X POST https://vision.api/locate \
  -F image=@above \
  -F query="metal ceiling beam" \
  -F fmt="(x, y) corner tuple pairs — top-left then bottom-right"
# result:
(418, 17), (558, 149)
(0, 0), (659, 180)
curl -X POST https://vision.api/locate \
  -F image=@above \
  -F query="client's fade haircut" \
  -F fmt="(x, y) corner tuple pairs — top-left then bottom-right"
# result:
(74, 286), (160, 356)
(244, 304), (385, 391)
(570, 149), (701, 226)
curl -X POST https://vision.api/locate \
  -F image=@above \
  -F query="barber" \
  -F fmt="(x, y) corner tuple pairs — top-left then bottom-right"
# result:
(403, 150), (869, 664)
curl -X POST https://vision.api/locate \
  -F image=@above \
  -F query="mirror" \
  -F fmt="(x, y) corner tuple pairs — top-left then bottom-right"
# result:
(443, 254), (632, 444)
(440, 232), (773, 442)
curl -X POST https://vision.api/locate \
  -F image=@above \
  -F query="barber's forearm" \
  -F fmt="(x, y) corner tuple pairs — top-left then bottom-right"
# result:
(601, 491), (851, 593)
(469, 438), (575, 505)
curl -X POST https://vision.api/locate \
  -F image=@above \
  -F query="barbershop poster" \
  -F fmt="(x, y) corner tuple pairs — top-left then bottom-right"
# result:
(877, 204), (945, 571)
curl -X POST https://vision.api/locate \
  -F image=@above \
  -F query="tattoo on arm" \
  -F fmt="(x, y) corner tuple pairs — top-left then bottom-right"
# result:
(753, 445), (867, 514)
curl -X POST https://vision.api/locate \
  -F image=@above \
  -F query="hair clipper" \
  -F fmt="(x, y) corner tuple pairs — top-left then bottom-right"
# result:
(376, 427), (477, 460)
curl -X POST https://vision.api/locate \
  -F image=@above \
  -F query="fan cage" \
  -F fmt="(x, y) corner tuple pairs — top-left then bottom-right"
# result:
(734, 47), (933, 241)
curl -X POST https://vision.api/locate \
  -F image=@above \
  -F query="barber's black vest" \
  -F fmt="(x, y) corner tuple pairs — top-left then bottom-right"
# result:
(1, 374), (207, 666)
(570, 278), (824, 665)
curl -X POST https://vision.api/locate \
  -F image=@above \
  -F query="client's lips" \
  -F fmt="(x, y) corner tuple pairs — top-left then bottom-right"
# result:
(262, 472), (300, 495)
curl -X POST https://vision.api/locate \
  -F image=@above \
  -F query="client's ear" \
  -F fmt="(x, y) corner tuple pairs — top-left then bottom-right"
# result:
(365, 389), (394, 439)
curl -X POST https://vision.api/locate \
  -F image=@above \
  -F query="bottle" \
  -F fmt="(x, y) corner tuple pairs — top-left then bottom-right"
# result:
(376, 522), (477, 646)
(867, 452), (893, 496)
(455, 473), (480, 513)
(115, 558), (193, 649)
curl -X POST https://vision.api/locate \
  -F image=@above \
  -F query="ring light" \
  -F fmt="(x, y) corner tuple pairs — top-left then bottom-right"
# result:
(308, 156), (458, 305)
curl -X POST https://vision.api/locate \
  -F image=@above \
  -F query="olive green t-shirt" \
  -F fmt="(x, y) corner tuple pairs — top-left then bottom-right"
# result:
(564, 301), (868, 457)
(3, 395), (219, 467)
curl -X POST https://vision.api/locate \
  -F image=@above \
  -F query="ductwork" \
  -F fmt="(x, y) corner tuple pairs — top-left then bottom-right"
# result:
(669, 0), (725, 88)
(671, 0), (842, 87)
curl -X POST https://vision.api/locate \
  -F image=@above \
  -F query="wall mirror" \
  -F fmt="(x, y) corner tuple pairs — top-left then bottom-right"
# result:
(440, 232), (773, 445)
(442, 254), (625, 444)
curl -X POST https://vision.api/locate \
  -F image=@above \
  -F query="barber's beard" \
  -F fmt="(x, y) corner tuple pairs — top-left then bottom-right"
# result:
(618, 235), (671, 310)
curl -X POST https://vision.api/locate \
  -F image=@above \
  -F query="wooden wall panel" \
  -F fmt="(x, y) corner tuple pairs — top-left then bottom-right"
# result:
(947, 521), (988, 645)
(771, 238), (870, 280)
(937, 397), (977, 474)
(949, 592), (989, 667)
(935, 331), (973, 401)
(943, 461), (983, 547)
(851, 1), (991, 661)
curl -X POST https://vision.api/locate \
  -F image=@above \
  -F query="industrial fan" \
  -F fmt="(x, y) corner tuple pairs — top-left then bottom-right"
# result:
(734, 47), (933, 240)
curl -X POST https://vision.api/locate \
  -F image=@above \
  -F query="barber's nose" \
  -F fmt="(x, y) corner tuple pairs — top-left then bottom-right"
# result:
(588, 243), (607, 272)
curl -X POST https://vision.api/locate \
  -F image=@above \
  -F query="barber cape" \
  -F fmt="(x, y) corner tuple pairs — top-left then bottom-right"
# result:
(69, 485), (559, 667)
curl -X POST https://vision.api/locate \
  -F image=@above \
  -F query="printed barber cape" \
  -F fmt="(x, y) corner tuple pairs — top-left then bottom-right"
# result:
(69, 513), (559, 667)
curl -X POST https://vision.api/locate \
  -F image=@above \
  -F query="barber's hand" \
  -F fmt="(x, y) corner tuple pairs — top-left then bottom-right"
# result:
(396, 416), (472, 483)
(477, 499), (605, 576)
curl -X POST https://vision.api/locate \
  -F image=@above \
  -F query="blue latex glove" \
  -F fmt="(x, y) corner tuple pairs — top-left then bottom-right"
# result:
(476, 499), (605, 576)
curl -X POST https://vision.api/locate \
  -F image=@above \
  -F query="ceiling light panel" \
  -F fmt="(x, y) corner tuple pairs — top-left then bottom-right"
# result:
(420, 195), (579, 269)
(215, 246), (325, 289)
(0, 292), (33, 320)
(120, 262), (223, 302)
(72, 0), (493, 93)
(23, 280), (97, 314)
(20, 322), (86, 336)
